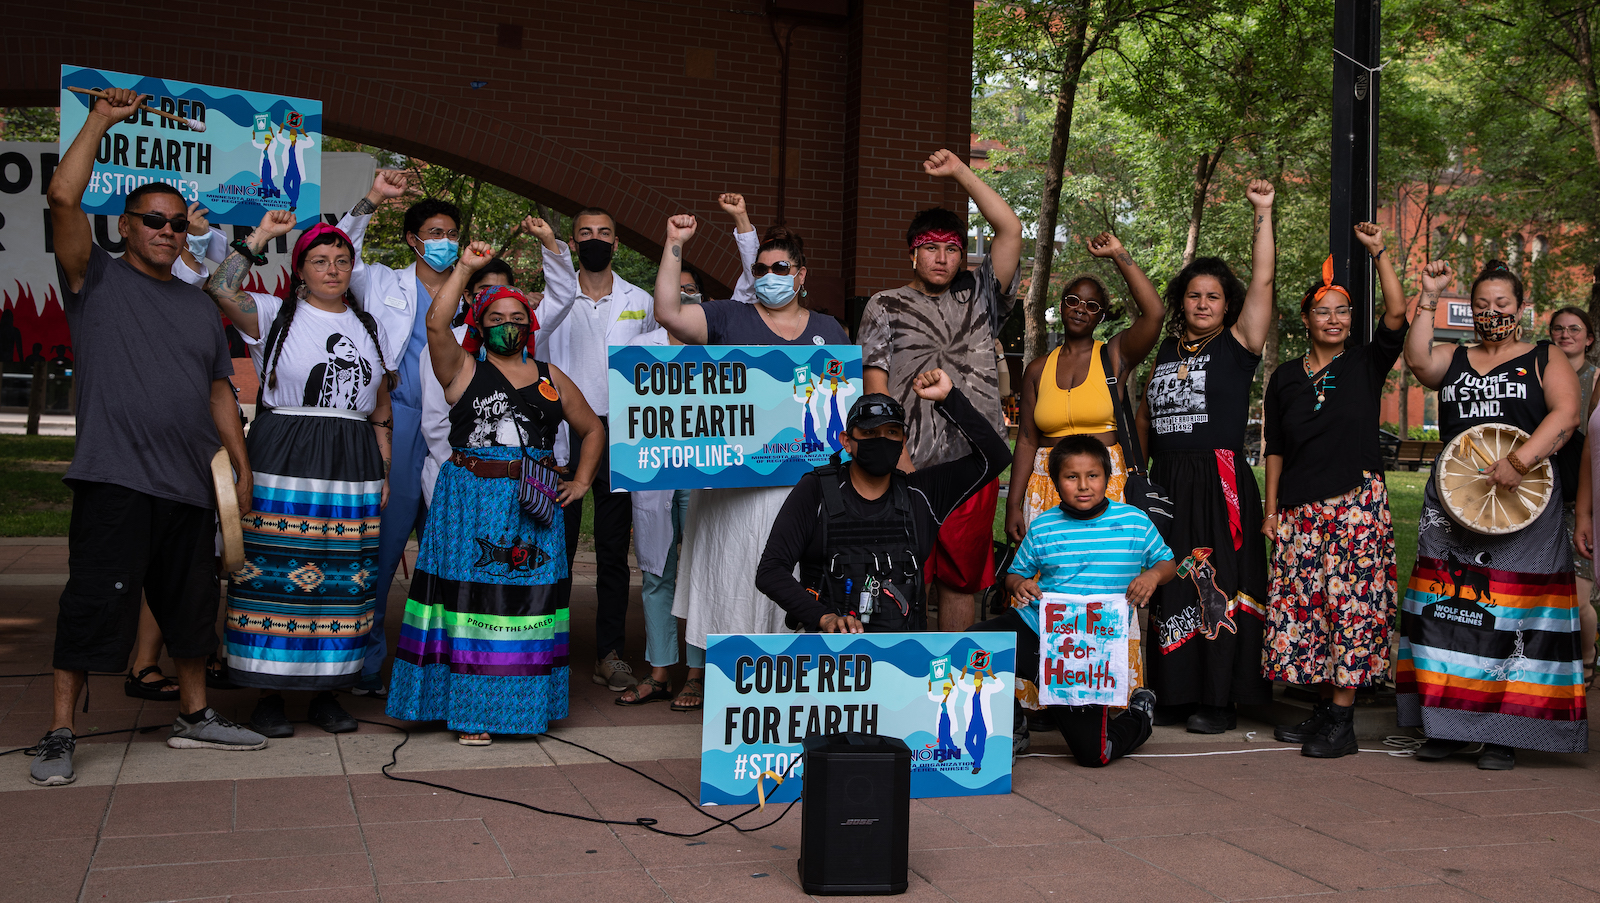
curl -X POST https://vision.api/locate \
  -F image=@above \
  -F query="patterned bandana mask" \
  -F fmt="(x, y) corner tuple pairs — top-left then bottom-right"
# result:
(1473, 308), (1519, 342)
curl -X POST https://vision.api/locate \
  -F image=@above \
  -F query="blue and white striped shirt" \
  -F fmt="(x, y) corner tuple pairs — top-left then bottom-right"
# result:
(1009, 501), (1174, 634)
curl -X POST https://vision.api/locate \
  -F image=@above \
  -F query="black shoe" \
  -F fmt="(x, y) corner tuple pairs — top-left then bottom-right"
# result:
(1477, 743), (1516, 770)
(1301, 703), (1358, 758)
(1129, 688), (1157, 724)
(1186, 704), (1236, 734)
(248, 694), (294, 738)
(1414, 738), (1470, 761)
(205, 654), (239, 690)
(1274, 699), (1332, 744)
(307, 692), (357, 734)
(1152, 703), (1194, 726)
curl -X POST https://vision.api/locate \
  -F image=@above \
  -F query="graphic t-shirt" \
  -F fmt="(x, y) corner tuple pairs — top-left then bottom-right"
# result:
(1146, 327), (1261, 454)
(242, 292), (398, 415)
(859, 255), (1020, 468)
(1437, 342), (1548, 443)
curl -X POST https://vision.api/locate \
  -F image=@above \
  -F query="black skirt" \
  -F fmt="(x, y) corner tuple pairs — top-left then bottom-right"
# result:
(1144, 449), (1271, 707)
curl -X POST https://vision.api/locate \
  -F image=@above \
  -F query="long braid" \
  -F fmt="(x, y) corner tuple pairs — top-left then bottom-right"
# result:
(263, 290), (302, 391)
(346, 293), (397, 390)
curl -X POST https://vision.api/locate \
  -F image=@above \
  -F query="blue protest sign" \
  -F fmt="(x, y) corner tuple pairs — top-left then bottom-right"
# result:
(607, 344), (863, 491)
(700, 632), (1016, 806)
(59, 65), (322, 228)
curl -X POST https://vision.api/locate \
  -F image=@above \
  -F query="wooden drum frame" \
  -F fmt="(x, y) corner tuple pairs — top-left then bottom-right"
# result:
(1434, 423), (1554, 536)
(211, 447), (245, 574)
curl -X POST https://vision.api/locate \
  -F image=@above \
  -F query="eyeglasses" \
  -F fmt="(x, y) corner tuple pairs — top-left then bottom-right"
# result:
(306, 257), (354, 272)
(1062, 294), (1103, 314)
(418, 227), (460, 240)
(680, 283), (700, 294)
(129, 211), (190, 233)
(751, 261), (797, 278)
(1551, 325), (1588, 335)
(1310, 306), (1352, 321)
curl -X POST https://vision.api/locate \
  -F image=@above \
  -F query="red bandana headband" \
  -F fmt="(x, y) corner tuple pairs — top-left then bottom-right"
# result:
(463, 285), (537, 356)
(910, 229), (963, 250)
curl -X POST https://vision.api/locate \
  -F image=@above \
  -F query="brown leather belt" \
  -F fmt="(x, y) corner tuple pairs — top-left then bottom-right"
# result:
(449, 451), (522, 479)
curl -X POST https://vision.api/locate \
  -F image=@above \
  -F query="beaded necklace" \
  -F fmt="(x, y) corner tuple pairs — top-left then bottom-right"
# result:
(1303, 350), (1344, 412)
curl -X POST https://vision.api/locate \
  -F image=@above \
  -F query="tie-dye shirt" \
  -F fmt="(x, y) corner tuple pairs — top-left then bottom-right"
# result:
(859, 254), (1019, 468)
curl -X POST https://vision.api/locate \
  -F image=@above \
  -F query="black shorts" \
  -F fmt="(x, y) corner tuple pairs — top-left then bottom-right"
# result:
(53, 480), (220, 672)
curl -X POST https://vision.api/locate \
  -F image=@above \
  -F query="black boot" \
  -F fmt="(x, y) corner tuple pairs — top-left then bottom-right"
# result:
(1274, 699), (1332, 744)
(1186, 703), (1236, 734)
(1302, 702), (1358, 758)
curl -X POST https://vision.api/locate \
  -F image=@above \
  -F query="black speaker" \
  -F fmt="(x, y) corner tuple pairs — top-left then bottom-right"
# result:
(798, 731), (911, 895)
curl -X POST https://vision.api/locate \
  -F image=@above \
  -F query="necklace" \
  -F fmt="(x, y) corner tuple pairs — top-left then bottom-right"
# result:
(1303, 350), (1344, 412)
(1177, 326), (1224, 380)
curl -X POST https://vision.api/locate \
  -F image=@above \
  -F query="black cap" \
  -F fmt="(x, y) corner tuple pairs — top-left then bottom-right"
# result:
(846, 393), (906, 432)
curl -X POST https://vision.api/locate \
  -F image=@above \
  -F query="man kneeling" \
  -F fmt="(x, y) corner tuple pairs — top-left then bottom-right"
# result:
(974, 435), (1175, 767)
(756, 369), (1010, 632)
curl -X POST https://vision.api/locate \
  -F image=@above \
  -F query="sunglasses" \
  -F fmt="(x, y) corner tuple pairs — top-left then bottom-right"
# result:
(851, 401), (903, 423)
(751, 261), (797, 278)
(1062, 294), (1103, 314)
(129, 211), (190, 233)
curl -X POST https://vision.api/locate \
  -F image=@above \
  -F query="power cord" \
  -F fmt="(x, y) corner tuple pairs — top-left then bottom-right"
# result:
(360, 719), (801, 838)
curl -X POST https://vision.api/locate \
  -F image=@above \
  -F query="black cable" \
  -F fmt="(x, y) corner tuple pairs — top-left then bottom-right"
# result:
(358, 718), (801, 838)
(0, 723), (165, 757)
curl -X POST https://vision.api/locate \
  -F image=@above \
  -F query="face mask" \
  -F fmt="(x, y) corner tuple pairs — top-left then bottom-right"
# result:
(850, 436), (903, 477)
(1474, 308), (1519, 342)
(680, 291), (704, 305)
(754, 273), (797, 308)
(416, 237), (458, 272)
(482, 322), (529, 358)
(185, 232), (211, 260)
(577, 239), (614, 273)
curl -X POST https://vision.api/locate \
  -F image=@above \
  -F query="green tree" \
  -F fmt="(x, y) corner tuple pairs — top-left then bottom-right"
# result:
(0, 107), (59, 141)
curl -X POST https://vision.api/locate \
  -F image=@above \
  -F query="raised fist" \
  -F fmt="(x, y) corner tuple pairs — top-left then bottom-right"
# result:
(1246, 179), (1275, 209)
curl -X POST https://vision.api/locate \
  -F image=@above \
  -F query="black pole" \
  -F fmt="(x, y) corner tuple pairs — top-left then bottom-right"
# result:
(1331, 0), (1381, 345)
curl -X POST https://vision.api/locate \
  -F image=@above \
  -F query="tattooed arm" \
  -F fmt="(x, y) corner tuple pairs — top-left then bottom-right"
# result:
(1087, 231), (1164, 369)
(204, 210), (295, 339)
(653, 215), (709, 345)
(1486, 348), (1579, 491)
(371, 378), (394, 509)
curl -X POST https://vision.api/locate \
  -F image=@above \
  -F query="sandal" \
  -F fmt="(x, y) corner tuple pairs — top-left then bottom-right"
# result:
(616, 677), (673, 706)
(205, 653), (239, 690)
(124, 665), (180, 701)
(671, 677), (704, 712)
(458, 732), (492, 746)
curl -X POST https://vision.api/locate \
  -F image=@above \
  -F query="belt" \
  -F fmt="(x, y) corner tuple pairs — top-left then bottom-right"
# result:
(449, 451), (523, 479)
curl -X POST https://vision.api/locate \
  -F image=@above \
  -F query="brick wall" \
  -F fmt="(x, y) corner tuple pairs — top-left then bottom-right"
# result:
(3, 0), (976, 317)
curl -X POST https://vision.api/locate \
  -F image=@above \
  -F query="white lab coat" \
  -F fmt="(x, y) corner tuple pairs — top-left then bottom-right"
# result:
(338, 210), (424, 368)
(419, 325), (469, 505)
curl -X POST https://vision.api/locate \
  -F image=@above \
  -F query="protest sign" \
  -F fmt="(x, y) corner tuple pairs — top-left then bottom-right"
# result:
(607, 344), (863, 491)
(1037, 593), (1132, 708)
(700, 632), (1015, 806)
(60, 65), (322, 227)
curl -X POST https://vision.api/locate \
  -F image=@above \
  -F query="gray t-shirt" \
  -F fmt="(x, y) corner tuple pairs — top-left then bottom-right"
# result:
(702, 298), (849, 346)
(60, 245), (233, 508)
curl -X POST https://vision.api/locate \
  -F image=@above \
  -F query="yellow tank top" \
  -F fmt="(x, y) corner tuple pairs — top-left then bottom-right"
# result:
(1033, 342), (1117, 437)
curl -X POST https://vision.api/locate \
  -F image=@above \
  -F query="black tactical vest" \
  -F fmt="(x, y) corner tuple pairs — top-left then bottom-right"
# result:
(799, 462), (925, 632)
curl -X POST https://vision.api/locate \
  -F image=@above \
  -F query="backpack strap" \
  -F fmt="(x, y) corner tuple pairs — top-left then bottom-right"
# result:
(1101, 342), (1149, 475)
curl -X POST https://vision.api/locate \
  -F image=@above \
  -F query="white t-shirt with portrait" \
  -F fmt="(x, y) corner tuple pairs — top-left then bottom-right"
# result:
(241, 291), (400, 415)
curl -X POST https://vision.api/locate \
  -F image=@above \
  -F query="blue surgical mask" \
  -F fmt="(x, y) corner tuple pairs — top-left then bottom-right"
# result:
(417, 238), (458, 272)
(754, 273), (797, 308)
(185, 232), (211, 261)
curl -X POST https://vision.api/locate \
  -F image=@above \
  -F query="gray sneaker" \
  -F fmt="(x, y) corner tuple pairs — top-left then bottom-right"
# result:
(1129, 687), (1158, 723)
(28, 728), (76, 786)
(593, 652), (638, 692)
(167, 708), (269, 750)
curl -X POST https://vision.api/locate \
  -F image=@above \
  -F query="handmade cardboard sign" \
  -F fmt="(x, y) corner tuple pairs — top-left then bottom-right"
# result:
(1037, 593), (1131, 707)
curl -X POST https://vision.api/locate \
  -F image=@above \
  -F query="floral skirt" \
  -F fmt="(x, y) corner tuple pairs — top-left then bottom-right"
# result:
(1021, 442), (1127, 530)
(1263, 472), (1396, 687)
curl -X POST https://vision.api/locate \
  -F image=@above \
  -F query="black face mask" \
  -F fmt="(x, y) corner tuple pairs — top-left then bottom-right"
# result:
(851, 437), (903, 477)
(577, 239), (615, 273)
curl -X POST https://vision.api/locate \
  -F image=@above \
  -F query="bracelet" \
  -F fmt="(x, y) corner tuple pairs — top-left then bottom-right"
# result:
(230, 239), (267, 266)
(369, 417), (393, 429)
(1370, 247), (1385, 260)
(1507, 451), (1531, 475)
(1418, 298), (1438, 311)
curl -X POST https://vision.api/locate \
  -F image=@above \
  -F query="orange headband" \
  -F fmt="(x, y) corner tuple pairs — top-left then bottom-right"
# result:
(1306, 255), (1351, 311)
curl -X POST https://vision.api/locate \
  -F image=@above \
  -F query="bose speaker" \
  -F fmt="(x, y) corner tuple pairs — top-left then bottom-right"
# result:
(798, 731), (911, 895)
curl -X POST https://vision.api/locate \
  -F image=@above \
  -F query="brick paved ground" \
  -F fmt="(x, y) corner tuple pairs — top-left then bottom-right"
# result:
(3, 536), (1598, 902)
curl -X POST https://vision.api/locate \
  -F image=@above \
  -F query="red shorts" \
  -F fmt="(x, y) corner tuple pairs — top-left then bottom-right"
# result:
(925, 478), (999, 594)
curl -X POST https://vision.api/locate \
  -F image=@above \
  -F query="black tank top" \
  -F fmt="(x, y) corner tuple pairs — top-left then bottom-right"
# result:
(1146, 327), (1261, 454)
(448, 359), (563, 449)
(1438, 343), (1548, 444)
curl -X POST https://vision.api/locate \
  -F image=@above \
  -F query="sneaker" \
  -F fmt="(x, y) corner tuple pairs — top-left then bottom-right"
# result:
(1129, 687), (1158, 724)
(593, 652), (638, 692)
(349, 673), (387, 698)
(248, 695), (294, 739)
(307, 692), (358, 734)
(28, 728), (76, 786)
(170, 708), (269, 750)
(1302, 703), (1358, 758)
(1477, 743), (1516, 770)
(1275, 699), (1332, 744)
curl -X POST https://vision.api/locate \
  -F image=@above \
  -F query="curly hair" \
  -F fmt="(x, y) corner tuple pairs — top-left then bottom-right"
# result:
(1162, 256), (1247, 340)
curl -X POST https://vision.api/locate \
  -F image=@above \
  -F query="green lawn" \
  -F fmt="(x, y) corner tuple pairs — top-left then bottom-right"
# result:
(995, 464), (1429, 589)
(0, 435), (75, 536)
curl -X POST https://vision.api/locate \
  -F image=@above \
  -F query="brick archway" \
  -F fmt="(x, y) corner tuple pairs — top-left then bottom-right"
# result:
(5, 0), (975, 314)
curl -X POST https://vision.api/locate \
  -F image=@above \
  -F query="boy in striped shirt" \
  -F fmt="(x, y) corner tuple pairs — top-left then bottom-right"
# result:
(976, 435), (1176, 767)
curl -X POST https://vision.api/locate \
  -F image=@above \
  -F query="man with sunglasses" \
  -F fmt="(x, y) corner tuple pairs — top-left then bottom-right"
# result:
(858, 149), (1024, 632)
(31, 87), (268, 786)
